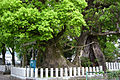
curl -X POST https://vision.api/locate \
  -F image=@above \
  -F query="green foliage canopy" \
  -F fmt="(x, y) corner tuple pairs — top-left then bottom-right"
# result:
(0, 0), (87, 43)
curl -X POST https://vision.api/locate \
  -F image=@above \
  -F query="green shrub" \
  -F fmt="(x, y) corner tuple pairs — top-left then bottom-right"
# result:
(107, 70), (120, 79)
(81, 57), (92, 67)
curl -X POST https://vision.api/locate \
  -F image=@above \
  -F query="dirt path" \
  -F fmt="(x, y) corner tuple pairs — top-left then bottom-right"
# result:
(0, 74), (10, 80)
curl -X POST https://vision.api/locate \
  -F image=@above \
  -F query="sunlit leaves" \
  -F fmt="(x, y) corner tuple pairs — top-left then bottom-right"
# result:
(0, 0), (87, 45)
(104, 42), (117, 61)
(0, 0), (22, 14)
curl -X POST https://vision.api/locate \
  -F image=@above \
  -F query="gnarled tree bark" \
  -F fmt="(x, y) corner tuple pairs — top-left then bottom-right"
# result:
(36, 48), (42, 68)
(91, 36), (107, 71)
(73, 32), (89, 66)
(74, 32), (107, 71)
(41, 42), (73, 68)
(85, 36), (98, 66)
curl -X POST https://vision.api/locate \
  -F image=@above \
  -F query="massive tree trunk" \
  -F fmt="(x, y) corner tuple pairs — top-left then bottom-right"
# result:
(84, 36), (107, 71)
(41, 43), (73, 68)
(74, 32), (107, 71)
(85, 36), (99, 66)
(73, 32), (89, 66)
(39, 25), (73, 68)
(2, 43), (6, 65)
(91, 36), (107, 71)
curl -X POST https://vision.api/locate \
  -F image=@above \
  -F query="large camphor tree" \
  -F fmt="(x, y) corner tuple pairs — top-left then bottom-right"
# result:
(0, 0), (87, 68)
(73, 0), (120, 71)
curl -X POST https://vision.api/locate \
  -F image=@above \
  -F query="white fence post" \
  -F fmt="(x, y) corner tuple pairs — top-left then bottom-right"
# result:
(100, 66), (103, 76)
(100, 66), (103, 71)
(119, 63), (120, 69)
(55, 68), (58, 77)
(96, 67), (99, 72)
(78, 67), (80, 76)
(116, 62), (119, 70)
(69, 67), (72, 77)
(31, 68), (34, 77)
(89, 67), (92, 77)
(50, 68), (53, 77)
(96, 67), (99, 76)
(35, 68), (38, 78)
(111, 63), (114, 71)
(45, 68), (48, 78)
(86, 67), (88, 76)
(108, 62), (111, 70)
(40, 68), (43, 78)
(27, 68), (30, 77)
(82, 67), (84, 76)
(60, 68), (63, 77)
(93, 67), (96, 75)
(114, 63), (116, 70)
(65, 68), (68, 77)
(73, 67), (76, 76)
(106, 62), (108, 69)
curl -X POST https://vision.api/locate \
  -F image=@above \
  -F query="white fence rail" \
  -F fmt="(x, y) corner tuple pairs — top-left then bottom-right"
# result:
(0, 65), (11, 72)
(10, 66), (103, 79)
(0, 65), (6, 72)
(11, 67), (26, 77)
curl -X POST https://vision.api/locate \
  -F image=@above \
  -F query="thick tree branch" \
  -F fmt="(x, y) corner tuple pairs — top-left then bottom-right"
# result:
(22, 40), (47, 47)
(51, 25), (66, 43)
(46, 25), (67, 45)
(90, 31), (120, 36)
(63, 46), (75, 52)
(56, 25), (66, 39)
(22, 41), (37, 46)
(64, 42), (96, 52)
(8, 48), (12, 54)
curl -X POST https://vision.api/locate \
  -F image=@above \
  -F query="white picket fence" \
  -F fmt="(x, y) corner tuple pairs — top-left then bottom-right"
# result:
(106, 62), (120, 71)
(11, 66), (103, 79)
(0, 65), (11, 72)
(11, 67), (26, 79)
(2, 62), (120, 79)
(0, 65), (6, 72)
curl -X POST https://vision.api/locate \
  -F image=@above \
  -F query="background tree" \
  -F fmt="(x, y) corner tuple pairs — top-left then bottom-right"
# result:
(72, 0), (120, 71)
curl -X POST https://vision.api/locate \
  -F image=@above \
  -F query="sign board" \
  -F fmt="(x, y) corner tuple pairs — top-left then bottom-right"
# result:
(30, 60), (36, 68)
